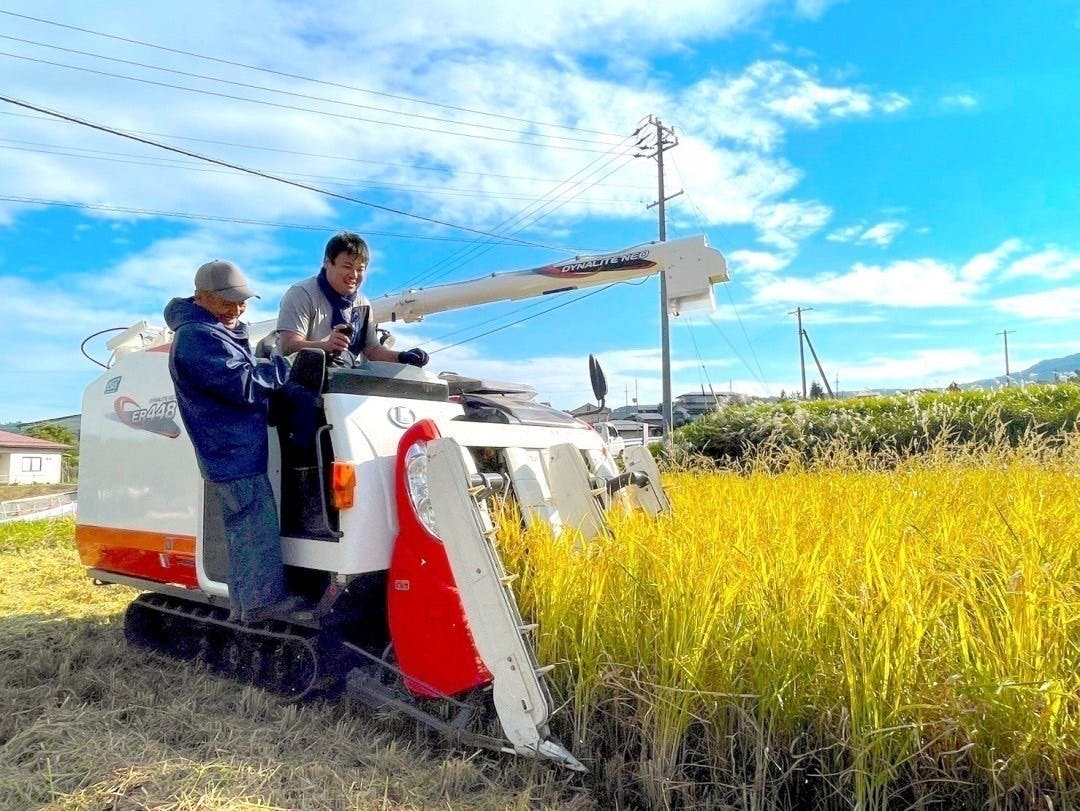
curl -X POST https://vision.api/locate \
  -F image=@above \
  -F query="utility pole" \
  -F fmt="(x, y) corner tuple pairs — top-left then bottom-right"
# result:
(997, 329), (1013, 385)
(789, 306), (811, 398)
(637, 115), (682, 441)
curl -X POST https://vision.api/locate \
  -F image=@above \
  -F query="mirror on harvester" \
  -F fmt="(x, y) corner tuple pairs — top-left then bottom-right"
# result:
(588, 354), (607, 408)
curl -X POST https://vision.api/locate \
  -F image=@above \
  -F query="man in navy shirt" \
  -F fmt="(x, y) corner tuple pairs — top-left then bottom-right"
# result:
(165, 260), (307, 624)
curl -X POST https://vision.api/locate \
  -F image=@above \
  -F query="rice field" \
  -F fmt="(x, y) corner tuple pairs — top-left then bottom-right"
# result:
(501, 441), (1080, 808)
(1, 438), (1077, 809)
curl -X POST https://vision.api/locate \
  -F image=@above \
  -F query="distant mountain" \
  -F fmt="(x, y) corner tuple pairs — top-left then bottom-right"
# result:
(0, 414), (82, 438)
(964, 352), (1080, 389)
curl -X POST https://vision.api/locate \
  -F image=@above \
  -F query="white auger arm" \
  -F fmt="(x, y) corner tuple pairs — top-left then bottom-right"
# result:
(369, 234), (728, 324)
(101, 235), (727, 363)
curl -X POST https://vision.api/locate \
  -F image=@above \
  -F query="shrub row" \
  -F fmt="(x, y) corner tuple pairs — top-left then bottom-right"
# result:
(674, 382), (1080, 468)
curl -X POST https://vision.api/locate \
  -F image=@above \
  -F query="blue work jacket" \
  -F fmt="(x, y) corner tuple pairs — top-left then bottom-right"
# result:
(164, 297), (288, 482)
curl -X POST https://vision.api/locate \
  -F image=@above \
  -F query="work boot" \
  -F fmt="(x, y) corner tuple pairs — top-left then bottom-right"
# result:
(241, 595), (314, 624)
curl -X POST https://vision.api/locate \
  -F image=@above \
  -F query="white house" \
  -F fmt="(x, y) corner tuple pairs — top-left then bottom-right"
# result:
(0, 429), (69, 485)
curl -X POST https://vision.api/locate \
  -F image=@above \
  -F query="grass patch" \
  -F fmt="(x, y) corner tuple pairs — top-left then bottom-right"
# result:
(0, 484), (76, 503)
(0, 520), (590, 810)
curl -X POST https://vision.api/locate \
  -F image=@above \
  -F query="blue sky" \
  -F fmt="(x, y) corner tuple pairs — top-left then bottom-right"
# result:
(2, 0), (1078, 422)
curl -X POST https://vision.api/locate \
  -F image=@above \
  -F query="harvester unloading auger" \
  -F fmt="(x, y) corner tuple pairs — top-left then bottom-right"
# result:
(75, 235), (728, 770)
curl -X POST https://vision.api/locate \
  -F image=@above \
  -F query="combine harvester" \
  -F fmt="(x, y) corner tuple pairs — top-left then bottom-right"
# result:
(75, 235), (728, 771)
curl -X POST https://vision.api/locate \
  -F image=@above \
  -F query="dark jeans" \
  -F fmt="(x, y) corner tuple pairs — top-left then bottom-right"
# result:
(207, 473), (287, 613)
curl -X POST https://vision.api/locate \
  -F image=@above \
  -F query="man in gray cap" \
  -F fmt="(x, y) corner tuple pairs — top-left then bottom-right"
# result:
(164, 260), (308, 624)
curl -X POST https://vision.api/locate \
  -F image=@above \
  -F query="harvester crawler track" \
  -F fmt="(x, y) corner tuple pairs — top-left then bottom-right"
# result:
(124, 593), (331, 700)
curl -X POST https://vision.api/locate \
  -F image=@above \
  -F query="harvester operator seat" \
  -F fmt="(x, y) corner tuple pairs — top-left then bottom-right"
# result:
(289, 347), (327, 394)
(275, 348), (339, 539)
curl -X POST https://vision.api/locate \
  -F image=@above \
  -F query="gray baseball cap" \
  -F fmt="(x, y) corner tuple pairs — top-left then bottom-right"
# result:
(194, 260), (260, 302)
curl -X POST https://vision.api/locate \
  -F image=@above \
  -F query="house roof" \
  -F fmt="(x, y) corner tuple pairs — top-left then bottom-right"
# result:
(0, 429), (70, 451)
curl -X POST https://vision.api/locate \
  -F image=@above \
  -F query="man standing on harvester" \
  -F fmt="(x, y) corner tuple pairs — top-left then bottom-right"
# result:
(164, 260), (308, 624)
(276, 231), (429, 368)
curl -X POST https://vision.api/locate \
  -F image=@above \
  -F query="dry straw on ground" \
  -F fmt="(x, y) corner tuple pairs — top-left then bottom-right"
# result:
(0, 518), (589, 810)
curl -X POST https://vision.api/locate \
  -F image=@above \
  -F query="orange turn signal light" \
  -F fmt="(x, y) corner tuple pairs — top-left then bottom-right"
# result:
(331, 462), (357, 509)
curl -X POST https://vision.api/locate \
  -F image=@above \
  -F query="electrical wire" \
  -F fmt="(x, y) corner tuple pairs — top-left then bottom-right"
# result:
(0, 109), (651, 189)
(0, 50), (619, 153)
(668, 153), (774, 395)
(398, 151), (639, 290)
(0, 196), (500, 242)
(397, 129), (644, 290)
(0, 9), (623, 138)
(685, 318), (719, 401)
(0, 94), (579, 251)
(0, 34), (626, 149)
(423, 275), (653, 353)
(429, 283), (620, 354)
(0, 141), (641, 204)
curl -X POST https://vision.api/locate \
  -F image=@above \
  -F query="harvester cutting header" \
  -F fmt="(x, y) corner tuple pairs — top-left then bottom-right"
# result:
(75, 235), (728, 771)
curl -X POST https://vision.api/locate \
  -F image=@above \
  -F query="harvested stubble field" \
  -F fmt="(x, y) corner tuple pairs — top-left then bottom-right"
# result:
(2, 440), (1078, 810)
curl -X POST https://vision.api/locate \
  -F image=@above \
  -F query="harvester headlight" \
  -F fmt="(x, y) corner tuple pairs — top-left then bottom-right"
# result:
(405, 441), (440, 538)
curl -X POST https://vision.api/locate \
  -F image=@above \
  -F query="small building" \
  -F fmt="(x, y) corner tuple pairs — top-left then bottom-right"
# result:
(675, 391), (749, 419)
(0, 429), (69, 485)
(569, 404), (611, 425)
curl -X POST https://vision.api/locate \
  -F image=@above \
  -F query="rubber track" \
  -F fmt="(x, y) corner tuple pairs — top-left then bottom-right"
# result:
(124, 593), (328, 700)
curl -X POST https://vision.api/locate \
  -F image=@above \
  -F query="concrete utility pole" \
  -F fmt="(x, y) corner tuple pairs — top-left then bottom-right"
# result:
(637, 115), (682, 442)
(997, 329), (1013, 385)
(789, 306), (811, 398)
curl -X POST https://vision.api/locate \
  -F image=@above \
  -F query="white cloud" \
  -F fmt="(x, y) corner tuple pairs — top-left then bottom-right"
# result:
(877, 92), (911, 114)
(826, 223), (864, 242)
(1003, 248), (1080, 281)
(756, 257), (977, 307)
(960, 238), (1024, 282)
(681, 61), (910, 152)
(0, 1), (917, 273)
(728, 249), (791, 274)
(857, 220), (905, 246)
(838, 348), (985, 386)
(797, 310), (883, 325)
(994, 287), (1080, 321)
(753, 200), (832, 250)
(827, 220), (905, 246)
(793, 0), (845, 19)
(941, 93), (979, 110)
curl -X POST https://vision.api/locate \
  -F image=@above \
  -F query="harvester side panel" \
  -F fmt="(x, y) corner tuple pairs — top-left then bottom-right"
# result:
(303, 393), (465, 575)
(388, 420), (493, 697)
(76, 347), (202, 587)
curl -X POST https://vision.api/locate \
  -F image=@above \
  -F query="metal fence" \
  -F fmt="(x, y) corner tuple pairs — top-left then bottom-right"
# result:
(0, 490), (78, 522)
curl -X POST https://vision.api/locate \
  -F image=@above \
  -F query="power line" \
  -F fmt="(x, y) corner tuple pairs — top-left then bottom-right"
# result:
(0, 9), (622, 137)
(0, 196), (497, 242)
(399, 145), (641, 290)
(430, 283), (621, 354)
(0, 34), (624, 148)
(0, 141), (643, 204)
(668, 153), (773, 395)
(0, 50), (616, 153)
(0, 94), (575, 251)
(395, 118), (648, 289)
(0, 110), (651, 189)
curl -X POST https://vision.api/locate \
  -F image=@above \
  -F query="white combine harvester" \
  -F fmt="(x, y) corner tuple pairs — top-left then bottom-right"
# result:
(75, 235), (727, 771)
